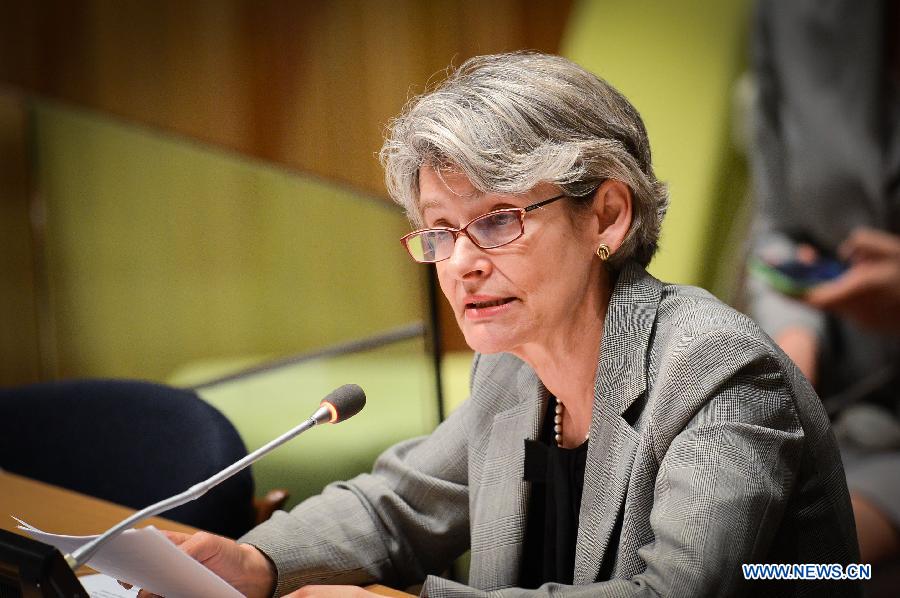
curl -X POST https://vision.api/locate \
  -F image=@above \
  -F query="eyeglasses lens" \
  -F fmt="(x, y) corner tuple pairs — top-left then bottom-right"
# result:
(404, 209), (525, 263)
(405, 230), (453, 262)
(468, 211), (522, 248)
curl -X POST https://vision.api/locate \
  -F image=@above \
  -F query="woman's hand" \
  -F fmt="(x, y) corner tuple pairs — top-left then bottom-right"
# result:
(804, 227), (900, 335)
(120, 530), (275, 598)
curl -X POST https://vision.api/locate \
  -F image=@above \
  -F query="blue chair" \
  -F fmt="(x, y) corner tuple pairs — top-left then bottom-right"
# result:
(0, 379), (256, 538)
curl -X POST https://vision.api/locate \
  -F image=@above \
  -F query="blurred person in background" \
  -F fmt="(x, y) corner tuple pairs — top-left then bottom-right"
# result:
(746, 0), (900, 572)
(133, 52), (860, 597)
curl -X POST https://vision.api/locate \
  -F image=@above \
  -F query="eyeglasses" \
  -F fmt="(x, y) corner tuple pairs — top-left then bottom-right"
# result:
(400, 193), (568, 263)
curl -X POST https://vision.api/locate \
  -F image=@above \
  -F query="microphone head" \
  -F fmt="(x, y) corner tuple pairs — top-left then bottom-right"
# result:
(319, 384), (366, 423)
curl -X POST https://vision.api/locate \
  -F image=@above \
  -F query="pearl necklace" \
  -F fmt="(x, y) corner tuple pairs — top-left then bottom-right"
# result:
(553, 398), (565, 446)
(553, 398), (590, 447)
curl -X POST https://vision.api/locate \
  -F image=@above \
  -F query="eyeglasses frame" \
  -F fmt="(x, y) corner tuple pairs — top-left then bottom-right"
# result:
(400, 192), (570, 263)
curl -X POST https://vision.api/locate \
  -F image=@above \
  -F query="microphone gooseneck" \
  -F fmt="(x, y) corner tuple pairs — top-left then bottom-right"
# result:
(64, 384), (366, 570)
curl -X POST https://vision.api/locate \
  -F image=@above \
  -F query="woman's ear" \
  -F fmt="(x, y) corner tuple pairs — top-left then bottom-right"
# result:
(590, 179), (633, 254)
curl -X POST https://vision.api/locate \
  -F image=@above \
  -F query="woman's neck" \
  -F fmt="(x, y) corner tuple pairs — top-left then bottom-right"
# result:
(514, 282), (611, 447)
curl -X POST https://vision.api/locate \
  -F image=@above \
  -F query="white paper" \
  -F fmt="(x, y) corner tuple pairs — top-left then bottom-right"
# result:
(14, 517), (243, 598)
(79, 573), (138, 597)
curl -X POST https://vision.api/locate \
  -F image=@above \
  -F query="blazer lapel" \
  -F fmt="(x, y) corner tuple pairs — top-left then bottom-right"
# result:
(573, 263), (662, 584)
(468, 363), (547, 589)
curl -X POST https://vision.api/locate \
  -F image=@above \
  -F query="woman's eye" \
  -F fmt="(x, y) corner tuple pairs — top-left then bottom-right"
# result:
(488, 212), (517, 226)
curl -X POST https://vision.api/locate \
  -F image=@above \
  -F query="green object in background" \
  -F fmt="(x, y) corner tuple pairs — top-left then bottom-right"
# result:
(562, 0), (750, 293)
(30, 99), (424, 382)
(441, 351), (475, 415)
(747, 255), (846, 298)
(748, 256), (808, 297)
(192, 338), (440, 510)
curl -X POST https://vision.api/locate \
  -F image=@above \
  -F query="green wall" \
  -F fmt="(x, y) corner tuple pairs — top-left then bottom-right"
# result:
(32, 101), (425, 381)
(563, 0), (750, 291)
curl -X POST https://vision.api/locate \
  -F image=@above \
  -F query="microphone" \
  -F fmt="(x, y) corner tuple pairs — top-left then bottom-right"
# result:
(314, 382), (366, 423)
(64, 384), (366, 570)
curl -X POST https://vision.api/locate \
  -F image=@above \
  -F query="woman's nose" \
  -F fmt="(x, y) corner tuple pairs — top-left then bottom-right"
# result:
(444, 233), (491, 278)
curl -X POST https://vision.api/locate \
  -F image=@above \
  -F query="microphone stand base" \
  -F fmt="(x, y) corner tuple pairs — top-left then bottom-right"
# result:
(0, 529), (89, 597)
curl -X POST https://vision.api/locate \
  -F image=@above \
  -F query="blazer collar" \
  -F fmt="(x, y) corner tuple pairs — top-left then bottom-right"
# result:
(574, 261), (663, 583)
(598, 261), (662, 416)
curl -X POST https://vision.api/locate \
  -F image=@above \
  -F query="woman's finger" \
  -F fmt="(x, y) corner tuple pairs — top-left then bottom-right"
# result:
(177, 531), (225, 564)
(159, 529), (194, 546)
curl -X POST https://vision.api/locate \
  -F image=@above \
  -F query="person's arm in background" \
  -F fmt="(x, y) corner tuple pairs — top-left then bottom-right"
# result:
(803, 227), (900, 564)
(744, 0), (823, 385)
(769, 324), (819, 384)
(804, 227), (900, 336)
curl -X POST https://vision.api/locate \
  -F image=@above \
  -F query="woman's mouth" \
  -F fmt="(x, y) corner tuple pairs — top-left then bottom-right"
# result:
(463, 296), (517, 319)
(465, 297), (515, 309)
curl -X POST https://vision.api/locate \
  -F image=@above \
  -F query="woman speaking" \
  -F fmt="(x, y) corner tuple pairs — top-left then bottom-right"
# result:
(139, 53), (860, 597)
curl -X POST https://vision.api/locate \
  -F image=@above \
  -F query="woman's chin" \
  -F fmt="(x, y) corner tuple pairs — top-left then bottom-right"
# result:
(460, 330), (518, 355)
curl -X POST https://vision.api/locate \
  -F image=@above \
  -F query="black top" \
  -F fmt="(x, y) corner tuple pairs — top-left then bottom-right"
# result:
(518, 398), (589, 588)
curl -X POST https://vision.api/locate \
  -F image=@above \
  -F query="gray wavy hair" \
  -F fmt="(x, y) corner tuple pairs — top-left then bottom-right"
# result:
(379, 52), (669, 268)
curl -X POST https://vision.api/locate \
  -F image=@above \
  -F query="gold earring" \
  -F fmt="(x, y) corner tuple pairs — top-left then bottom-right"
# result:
(596, 244), (610, 261)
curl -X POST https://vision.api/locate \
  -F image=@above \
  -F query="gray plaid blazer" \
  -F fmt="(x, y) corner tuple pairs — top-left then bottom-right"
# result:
(241, 263), (860, 597)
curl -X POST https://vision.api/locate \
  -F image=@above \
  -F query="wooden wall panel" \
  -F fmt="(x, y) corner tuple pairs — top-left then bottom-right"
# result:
(0, 0), (571, 196)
